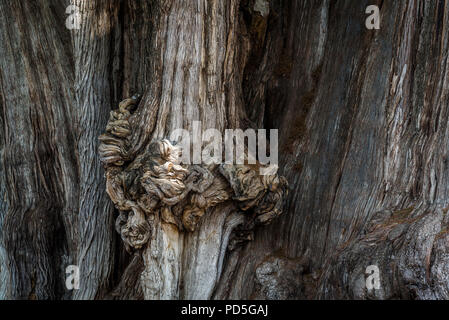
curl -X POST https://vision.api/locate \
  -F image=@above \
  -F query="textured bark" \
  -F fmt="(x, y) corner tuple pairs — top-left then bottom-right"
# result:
(1, 0), (449, 300)
(0, 0), (76, 299)
(223, 0), (449, 299)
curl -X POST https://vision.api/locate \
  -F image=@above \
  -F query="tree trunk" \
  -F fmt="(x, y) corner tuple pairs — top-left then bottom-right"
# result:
(1, 0), (449, 300)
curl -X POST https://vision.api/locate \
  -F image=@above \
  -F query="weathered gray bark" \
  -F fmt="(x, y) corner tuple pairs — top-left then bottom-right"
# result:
(1, 0), (449, 300)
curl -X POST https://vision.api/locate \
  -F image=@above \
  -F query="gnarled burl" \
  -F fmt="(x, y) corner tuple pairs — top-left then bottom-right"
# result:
(99, 96), (288, 299)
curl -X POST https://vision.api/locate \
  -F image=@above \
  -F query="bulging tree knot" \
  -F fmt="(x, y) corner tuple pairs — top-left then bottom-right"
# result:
(99, 97), (288, 252)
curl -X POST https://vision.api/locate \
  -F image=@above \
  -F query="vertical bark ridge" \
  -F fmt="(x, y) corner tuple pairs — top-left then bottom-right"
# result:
(72, 0), (120, 299)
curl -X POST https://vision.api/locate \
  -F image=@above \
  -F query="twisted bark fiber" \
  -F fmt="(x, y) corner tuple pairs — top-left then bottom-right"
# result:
(1, 0), (449, 300)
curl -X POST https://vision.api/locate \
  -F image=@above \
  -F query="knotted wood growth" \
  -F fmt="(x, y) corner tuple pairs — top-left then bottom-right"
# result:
(99, 96), (287, 299)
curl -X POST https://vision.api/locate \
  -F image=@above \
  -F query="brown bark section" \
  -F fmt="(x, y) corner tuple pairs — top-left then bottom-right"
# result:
(1, 0), (449, 299)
